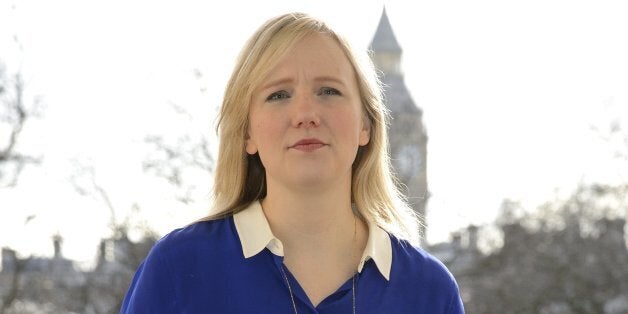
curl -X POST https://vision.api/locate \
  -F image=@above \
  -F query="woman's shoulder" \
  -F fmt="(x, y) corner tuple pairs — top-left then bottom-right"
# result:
(390, 236), (459, 288)
(120, 216), (240, 312)
(388, 236), (464, 312)
(148, 216), (236, 259)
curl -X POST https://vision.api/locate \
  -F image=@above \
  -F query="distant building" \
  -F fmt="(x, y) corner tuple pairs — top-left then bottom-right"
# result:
(429, 225), (480, 274)
(369, 8), (429, 240)
(0, 234), (85, 312)
(428, 225), (481, 305)
(0, 230), (154, 313)
(1, 234), (78, 277)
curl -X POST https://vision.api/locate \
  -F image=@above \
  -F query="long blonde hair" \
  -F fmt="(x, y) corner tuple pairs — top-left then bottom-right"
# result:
(209, 12), (422, 245)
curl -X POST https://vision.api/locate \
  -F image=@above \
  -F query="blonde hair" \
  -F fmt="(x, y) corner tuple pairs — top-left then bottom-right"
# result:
(209, 12), (422, 245)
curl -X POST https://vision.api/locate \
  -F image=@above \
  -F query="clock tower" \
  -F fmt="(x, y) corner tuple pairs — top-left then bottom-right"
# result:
(370, 8), (429, 241)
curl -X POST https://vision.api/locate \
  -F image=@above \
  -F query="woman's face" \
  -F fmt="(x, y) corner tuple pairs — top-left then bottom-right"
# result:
(246, 33), (370, 191)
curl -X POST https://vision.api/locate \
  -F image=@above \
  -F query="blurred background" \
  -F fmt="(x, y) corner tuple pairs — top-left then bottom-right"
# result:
(1, 0), (627, 313)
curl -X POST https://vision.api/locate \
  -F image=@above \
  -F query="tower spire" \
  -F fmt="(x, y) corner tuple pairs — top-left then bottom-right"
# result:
(369, 7), (402, 75)
(370, 7), (402, 53)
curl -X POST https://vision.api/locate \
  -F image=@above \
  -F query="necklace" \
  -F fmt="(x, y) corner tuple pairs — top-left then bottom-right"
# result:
(279, 215), (359, 314)
(280, 265), (356, 314)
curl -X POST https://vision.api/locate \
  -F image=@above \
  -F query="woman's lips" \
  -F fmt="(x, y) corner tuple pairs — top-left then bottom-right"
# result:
(290, 138), (326, 152)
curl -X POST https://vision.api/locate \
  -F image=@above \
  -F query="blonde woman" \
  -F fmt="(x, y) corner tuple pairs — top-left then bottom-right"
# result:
(121, 12), (464, 314)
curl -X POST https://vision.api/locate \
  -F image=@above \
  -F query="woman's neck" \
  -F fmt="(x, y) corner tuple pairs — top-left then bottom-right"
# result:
(260, 176), (366, 251)
(261, 192), (353, 244)
(260, 183), (369, 306)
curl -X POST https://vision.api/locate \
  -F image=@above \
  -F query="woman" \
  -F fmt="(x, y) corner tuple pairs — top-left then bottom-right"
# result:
(121, 12), (464, 313)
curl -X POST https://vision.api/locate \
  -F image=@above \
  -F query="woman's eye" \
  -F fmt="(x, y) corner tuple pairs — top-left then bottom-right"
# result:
(266, 90), (290, 101)
(318, 87), (341, 96)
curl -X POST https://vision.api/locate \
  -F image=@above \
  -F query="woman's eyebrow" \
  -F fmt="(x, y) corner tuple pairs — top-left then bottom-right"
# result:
(259, 78), (293, 91)
(259, 76), (346, 91)
(314, 76), (346, 87)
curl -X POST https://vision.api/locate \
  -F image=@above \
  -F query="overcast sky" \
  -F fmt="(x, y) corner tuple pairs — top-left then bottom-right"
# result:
(1, 0), (627, 267)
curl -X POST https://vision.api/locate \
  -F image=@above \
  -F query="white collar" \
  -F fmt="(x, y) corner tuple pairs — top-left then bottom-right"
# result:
(233, 201), (392, 281)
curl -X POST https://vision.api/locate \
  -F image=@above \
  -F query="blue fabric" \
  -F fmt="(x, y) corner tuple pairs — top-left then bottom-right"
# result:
(120, 217), (464, 313)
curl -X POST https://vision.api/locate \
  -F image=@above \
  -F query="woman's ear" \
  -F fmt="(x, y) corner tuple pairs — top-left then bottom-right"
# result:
(358, 114), (371, 147)
(245, 133), (258, 155)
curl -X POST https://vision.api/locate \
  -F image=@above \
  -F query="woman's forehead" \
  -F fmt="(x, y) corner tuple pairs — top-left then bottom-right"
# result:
(257, 34), (357, 90)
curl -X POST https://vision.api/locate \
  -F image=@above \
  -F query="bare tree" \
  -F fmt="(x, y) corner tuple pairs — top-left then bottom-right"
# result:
(460, 183), (628, 313)
(0, 62), (43, 188)
(458, 100), (628, 312)
(590, 97), (628, 178)
(0, 62), (44, 313)
(143, 132), (213, 204)
(68, 160), (157, 313)
(69, 160), (118, 231)
(143, 86), (214, 205)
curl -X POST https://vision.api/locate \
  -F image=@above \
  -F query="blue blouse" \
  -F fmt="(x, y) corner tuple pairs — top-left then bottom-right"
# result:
(121, 202), (464, 313)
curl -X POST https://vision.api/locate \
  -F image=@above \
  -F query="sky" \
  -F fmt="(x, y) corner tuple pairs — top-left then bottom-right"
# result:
(1, 0), (627, 267)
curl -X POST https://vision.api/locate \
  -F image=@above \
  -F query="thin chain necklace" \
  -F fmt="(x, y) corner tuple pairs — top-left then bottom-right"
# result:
(280, 266), (356, 314)
(279, 216), (358, 314)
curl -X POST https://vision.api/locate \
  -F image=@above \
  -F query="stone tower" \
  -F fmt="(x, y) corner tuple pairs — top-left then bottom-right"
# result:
(370, 8), (429, 240)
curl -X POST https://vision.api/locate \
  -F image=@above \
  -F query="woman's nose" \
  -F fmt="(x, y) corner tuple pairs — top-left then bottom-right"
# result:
(291, 92), (321, 128)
